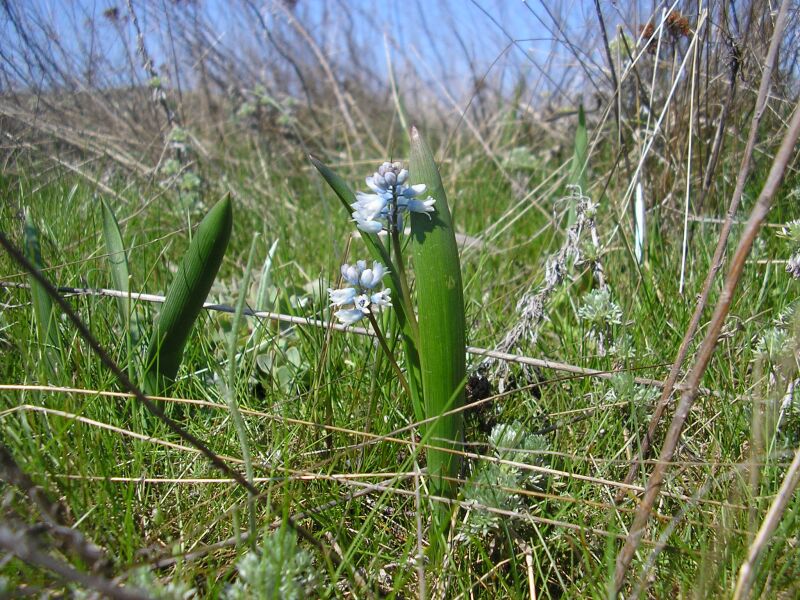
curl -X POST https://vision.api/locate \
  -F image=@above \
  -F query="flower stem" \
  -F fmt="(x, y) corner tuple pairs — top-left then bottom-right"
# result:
(367, 311), (411, 399)
(390, 209), (419, 344)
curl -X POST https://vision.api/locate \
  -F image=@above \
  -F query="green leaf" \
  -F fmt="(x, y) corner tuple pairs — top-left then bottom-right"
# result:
(142, 196), (233, 395)
(23, 210), (61, 379)
(567, 104), (588, 227)
(101, 198), (140, 344)
(409, 127), (466, 536)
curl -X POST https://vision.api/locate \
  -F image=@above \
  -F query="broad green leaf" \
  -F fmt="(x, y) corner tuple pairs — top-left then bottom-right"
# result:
(143, 196), (233, 395)
(23, 210), (61, 379)
(409, 127), (467, 543)
(101, 197), (140, 343)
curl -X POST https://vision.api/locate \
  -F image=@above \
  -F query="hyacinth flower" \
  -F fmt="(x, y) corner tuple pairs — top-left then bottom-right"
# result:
(351, 161), (436, 234)
(328, 260), (392, 326)
(311, 128), (467, 561)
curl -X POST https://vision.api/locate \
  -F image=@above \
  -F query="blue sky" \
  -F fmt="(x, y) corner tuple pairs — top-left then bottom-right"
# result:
(2, 0), (650, 103)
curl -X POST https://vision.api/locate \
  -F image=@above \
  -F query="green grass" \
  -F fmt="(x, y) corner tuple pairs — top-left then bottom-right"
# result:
(1, 121), (800, 598)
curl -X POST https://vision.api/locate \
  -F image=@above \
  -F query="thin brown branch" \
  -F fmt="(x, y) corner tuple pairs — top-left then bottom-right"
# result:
(0, 520), (149, 600)
(0, 443), (110, 574)
(615, 0), (791, 501)
(613, 94), (800, 594)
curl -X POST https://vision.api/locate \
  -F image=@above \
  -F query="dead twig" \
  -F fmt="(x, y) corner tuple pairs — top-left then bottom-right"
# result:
(613, 94), (800, 594)
(616, 0), (790, 501)
(0, 443), (110, 574)
(0, 520), (149, 600)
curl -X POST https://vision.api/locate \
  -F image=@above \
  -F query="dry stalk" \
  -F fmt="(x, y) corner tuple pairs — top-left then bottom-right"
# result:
(732, 440), (800, 599)
(0, 520), (148, 600)
(616, 0), (792, 501)
(0, 281), (669, 388)
(483, 187), (606, 388)
(613, 95), (800, 594)
(126, 0), (178, 132)
(0, 443), (110, 574)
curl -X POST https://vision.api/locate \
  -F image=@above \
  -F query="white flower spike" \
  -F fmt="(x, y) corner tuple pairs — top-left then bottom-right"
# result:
(352, 161), (436, 233)
(328, 260), (392, 325)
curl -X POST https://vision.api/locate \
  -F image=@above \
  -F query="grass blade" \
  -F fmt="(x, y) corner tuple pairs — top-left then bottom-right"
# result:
(226, 234), (260, 546)
(142, 196), (233, 395)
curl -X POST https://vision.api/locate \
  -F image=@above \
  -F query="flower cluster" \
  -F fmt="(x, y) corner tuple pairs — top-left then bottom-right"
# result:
(351, 161), (435, 233)
(328, 260), (391, 325)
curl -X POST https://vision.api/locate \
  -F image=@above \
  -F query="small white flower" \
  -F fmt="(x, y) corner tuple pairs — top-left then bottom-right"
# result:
(341, 262), (363, 285)
(352, 193), (388, 218)
(354, 218), (384, 234)
(359, 262), (386, 289)
(404, 196), (436, 216)
(370, 289), (392, 308)
(330, 260), (391, 325)
(354, 294), (371, 313)
(402, 183), (427, 197)
(353, 162), (436, 233)
(328, 287), (357, 306)
(334, 308), (365, 325)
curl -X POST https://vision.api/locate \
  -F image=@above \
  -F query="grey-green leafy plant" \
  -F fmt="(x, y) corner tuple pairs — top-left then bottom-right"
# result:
(256, 341), (309, 396)
(142, 196), (233, 395)
(459, 421), (549, 541)
(126, 568), (195, 600)
(459, 462), (523, 539)
(488, 420), (549, 488)
(225, 528), (319, 599)
(578, 288), (623, 355)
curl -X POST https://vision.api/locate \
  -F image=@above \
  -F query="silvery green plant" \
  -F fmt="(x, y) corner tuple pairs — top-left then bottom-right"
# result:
(458, 462), (523, 540)
(312, 126), (467, 555)
(458, 421), (549, 541)
(225, 528), (318, 599)
(578, 288), (623, 356)
(754, 327), (792, 366)
(488, 420), (549, 488)
(603, 373), (659, 424)
(127, 568), (195, 600)
(751, 303), (799, 446)
(779, 219), (800, 279)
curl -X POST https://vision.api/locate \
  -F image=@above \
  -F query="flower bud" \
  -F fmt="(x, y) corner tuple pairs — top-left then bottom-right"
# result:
(384, 171), (397, 186)
(397, 169), (408, 184)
